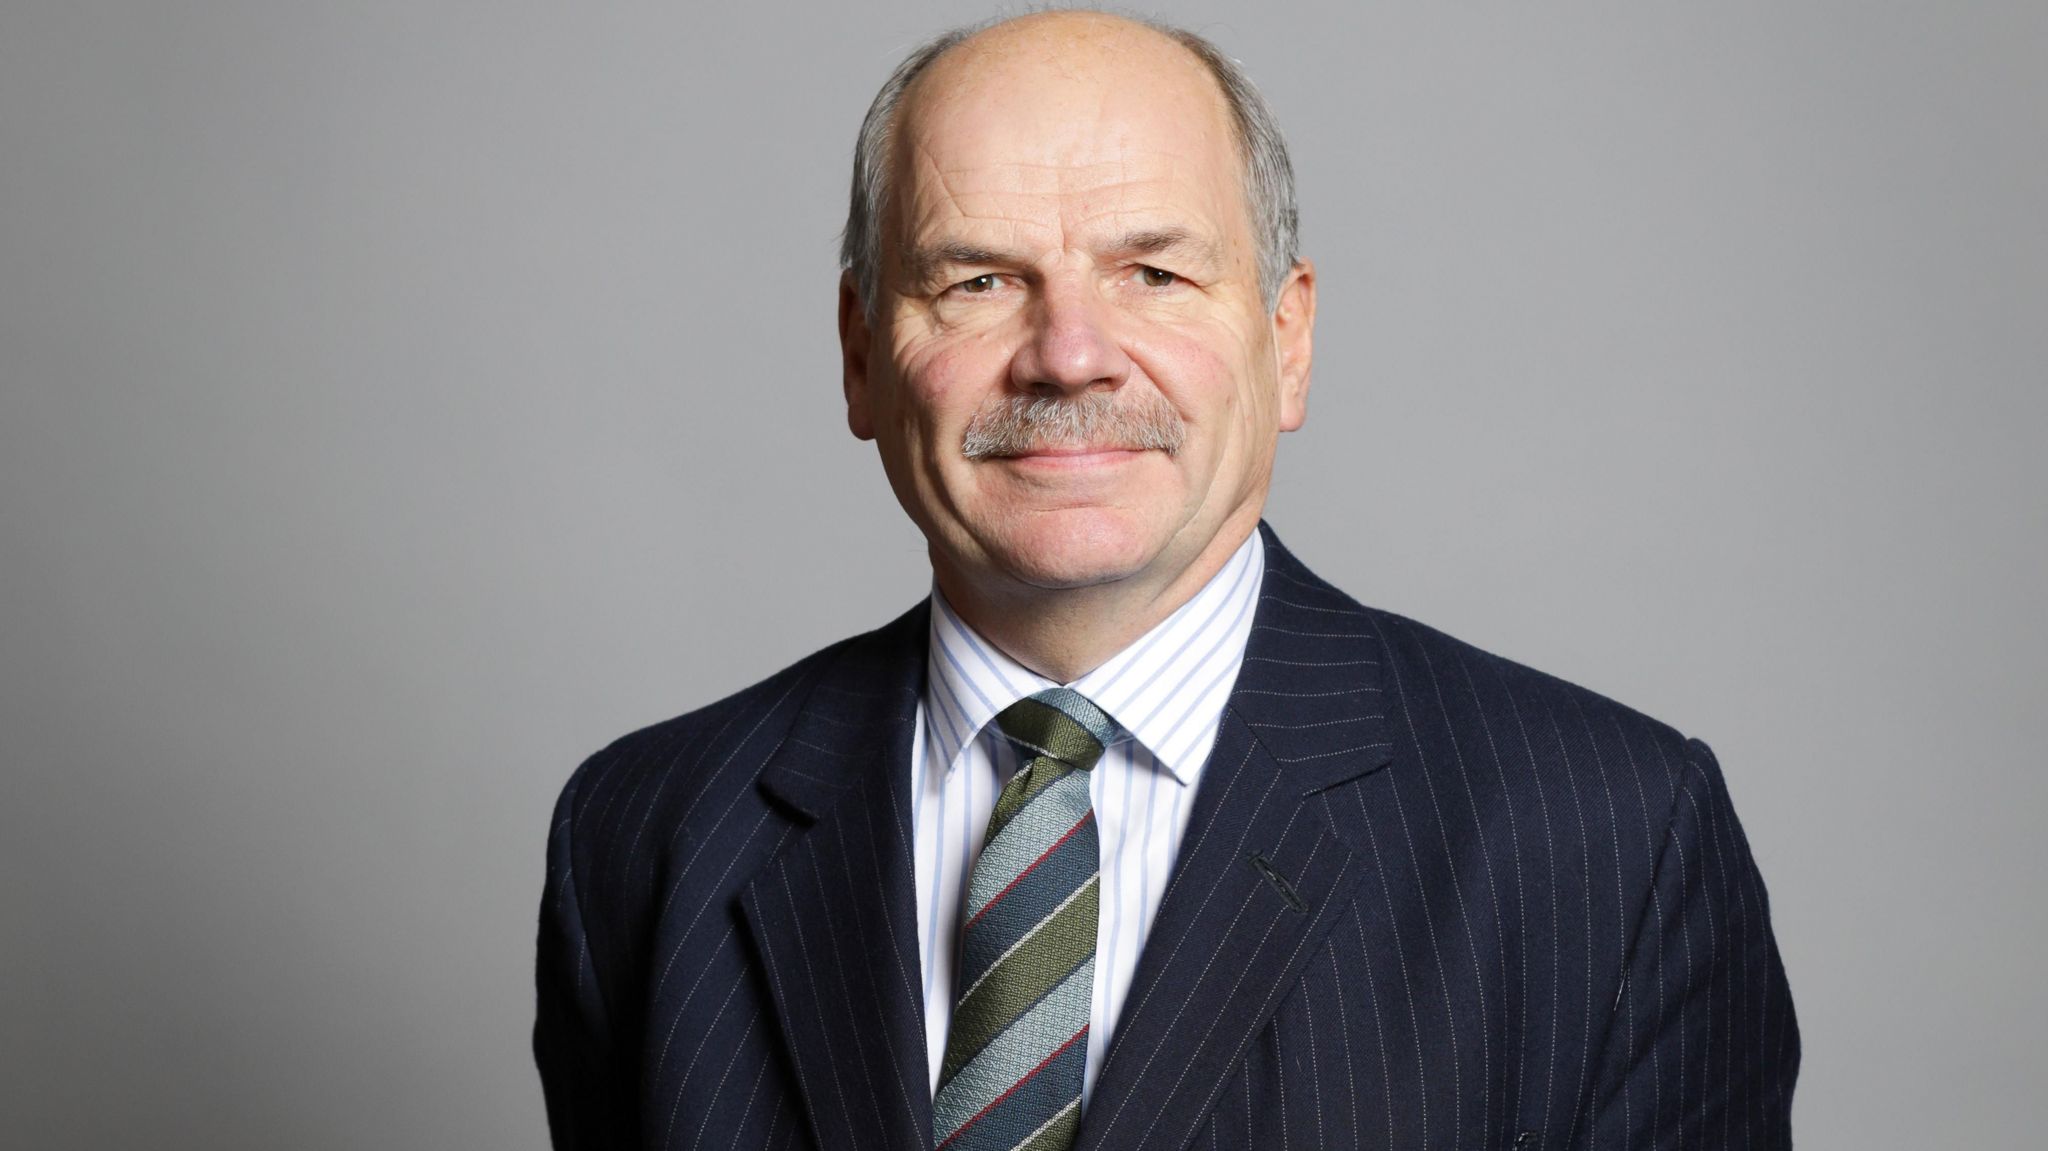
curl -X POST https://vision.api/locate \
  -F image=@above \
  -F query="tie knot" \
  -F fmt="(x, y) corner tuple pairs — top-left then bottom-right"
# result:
(993, 687), (1116, 772)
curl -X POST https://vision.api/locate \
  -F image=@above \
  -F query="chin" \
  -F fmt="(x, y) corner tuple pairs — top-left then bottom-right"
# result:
(982, 507), (1167, 590)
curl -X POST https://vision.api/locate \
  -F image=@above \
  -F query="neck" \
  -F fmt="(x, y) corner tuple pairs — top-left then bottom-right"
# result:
(932, 509), (1262, 684)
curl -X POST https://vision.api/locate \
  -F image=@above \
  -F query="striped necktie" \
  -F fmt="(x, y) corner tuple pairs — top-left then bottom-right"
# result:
(932, 687), (1116, 1151)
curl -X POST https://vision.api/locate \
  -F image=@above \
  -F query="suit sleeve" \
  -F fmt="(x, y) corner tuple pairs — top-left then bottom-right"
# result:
(533, 765), (639, 1149)
(1590, 738), (1800, 1148)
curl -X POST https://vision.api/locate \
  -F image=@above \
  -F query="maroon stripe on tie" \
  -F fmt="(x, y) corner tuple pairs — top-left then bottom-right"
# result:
(963, 809), (1094, 933)
(937, 1024), (1091, 1150)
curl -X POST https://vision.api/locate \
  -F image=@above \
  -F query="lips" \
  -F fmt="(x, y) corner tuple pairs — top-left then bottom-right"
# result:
(1010, 444), (1144, 457)
(995, 445), (1151, 470)
(991, 438), (1155, 456)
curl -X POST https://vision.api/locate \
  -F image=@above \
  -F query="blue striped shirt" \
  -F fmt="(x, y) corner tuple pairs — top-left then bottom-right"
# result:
(911, 529), (1267, 1106)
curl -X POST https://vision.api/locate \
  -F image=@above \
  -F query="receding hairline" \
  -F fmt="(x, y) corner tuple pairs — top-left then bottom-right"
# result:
(901, 11), (1224, 103)
(886, 13), (1245, 191)
(840, 9), (1301, 314)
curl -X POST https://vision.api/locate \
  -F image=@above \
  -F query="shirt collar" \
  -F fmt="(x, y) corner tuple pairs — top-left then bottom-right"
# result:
(922, 530), (1266, 786)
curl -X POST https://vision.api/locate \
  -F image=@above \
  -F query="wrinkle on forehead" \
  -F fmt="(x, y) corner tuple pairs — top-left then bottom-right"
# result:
(898, 145), (1230, 249)
(881, 14), (1250, 282)
(920, 150), (1195, 196)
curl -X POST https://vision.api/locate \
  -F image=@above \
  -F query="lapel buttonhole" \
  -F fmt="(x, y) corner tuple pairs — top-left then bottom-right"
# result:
(1247, 853), (1308, 913)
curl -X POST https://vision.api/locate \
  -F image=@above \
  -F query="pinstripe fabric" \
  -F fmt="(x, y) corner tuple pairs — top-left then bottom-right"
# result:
(534, 521), (1798, 1150)
(915, 531), (1263, 1104)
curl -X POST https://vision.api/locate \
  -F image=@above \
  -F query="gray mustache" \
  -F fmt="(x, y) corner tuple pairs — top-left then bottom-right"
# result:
(960, 393), (1187, 459)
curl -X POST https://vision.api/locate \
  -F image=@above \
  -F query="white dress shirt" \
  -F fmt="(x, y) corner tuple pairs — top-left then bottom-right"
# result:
(910, 529), (1266, 1107)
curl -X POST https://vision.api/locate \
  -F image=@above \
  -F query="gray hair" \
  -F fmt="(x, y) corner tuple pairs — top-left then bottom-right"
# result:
(961, 391), (1188, 459)
(838, 12), (1300, 317)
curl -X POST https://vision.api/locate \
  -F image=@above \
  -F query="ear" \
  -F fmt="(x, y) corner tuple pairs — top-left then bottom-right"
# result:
(839, 271), (877, 441)
(1272, 259), (1316, 432)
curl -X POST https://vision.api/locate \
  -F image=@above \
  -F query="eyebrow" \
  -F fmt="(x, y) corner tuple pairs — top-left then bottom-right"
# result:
(902, 228), (1224, 287)
(903, 241), (1016, 287)
(1113, 228), (1219, 266)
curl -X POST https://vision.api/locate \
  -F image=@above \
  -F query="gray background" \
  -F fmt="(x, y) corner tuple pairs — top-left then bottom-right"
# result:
(3, 1), (2042, 1146)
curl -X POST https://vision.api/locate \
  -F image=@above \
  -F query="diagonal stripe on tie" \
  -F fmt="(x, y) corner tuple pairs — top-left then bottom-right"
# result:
(945, 876), (1098, 1084)
(933, 687), (1113, 1151)
(936, 959), (1092, 1146)
(955, 822), (1097, 1002)
(965, 769), (1095, 925)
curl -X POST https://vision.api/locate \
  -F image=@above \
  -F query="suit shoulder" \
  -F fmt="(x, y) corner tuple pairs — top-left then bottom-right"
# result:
(1379, 607), (1688, 737)
(1256, 535), (1700, 780)
(546, 628), (867, 871)
(1341, 601), (1702, 800)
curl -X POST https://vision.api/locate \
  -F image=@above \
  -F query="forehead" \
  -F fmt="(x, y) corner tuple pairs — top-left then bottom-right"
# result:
(889, 20), (1247, 247)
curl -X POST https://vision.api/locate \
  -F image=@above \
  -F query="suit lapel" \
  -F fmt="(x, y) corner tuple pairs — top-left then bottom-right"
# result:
(738, 604), (934, 1151)
(734, 525), (1396, 1151)
(1074, 523), (1396, 1151)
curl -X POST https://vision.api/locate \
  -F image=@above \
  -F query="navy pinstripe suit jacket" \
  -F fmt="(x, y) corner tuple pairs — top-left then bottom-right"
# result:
(534, 522), (1798, 1149)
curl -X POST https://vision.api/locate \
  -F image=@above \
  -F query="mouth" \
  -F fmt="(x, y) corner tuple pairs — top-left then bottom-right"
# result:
(993, 444), (1153, 467)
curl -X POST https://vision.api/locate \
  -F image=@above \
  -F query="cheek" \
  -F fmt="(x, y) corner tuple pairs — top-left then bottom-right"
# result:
(890, 332), (1013, 434)
(1129, 321), (1258, 430)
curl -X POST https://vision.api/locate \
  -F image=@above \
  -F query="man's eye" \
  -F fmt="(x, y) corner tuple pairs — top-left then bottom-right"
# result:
(958, 274), (999, 294)
(1137, 266), (1177, 288)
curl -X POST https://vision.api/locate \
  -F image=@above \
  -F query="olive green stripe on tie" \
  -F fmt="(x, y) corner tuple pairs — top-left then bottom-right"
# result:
(984, 758), (1073, 845)
(935, 685), (1114, 1151)
(939, 876), (1099, 1086)
(996, 696), (1108, 770)
(1014, 1101), (1082, 1151)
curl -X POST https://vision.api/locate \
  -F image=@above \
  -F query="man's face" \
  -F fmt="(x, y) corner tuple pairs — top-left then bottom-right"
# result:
(841, 15), (1314, 601)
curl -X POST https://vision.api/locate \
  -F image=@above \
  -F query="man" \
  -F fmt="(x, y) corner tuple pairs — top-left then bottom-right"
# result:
(534, 11), (1798, 1150)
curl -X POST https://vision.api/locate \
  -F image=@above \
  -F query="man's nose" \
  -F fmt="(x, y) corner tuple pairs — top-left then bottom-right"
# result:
(1009, 279), (1133, 395)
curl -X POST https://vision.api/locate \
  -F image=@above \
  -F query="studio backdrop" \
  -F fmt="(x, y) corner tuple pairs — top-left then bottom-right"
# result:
(2, 2), (2043, 1147)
